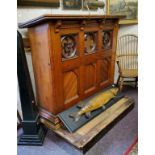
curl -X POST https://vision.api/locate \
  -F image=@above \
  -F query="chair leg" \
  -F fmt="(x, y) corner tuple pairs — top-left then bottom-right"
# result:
(135, 77), (138, 88)
(116, 75), (120, 86)
(119, 77), (124, 92)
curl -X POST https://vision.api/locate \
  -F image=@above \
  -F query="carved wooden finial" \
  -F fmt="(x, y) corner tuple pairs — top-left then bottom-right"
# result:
(80, 20), (87, 31)
(55, 20), (62, 33)
(98, 19), (106, 29)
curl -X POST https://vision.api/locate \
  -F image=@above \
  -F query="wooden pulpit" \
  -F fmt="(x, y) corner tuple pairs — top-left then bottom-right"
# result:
(19, 14), (124, 126)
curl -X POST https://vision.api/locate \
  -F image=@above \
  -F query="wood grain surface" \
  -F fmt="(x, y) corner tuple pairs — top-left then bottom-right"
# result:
(20, 15), (120, 116)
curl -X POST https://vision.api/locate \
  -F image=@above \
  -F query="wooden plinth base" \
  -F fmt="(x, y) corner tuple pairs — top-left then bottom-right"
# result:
(39, 107), (62, 130)
(41, 96), (134, 154)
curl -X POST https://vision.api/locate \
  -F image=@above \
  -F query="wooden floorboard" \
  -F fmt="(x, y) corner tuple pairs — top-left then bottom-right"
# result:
(42, 96), (134, 154)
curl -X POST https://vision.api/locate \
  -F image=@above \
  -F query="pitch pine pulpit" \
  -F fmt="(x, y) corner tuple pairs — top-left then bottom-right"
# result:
(19, 15), (124, 126)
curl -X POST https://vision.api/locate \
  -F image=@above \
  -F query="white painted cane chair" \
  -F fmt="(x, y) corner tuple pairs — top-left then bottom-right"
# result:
(116, 34), (138, 91)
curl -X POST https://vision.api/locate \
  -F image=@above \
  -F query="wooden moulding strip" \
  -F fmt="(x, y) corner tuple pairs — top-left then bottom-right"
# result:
(40, 118), (62, 130)
(39, 107), (60, 124)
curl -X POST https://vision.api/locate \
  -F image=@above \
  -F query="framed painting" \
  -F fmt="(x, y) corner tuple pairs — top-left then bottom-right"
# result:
(62, 0), (82, 10)
(83, 0), (105, 10)
(83, 0), (98, 10)
(106, 0), (138, 24)
(17, 0), (60, 7)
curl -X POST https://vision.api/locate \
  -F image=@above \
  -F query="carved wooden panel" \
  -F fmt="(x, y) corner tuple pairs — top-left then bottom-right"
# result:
(61, 34), (78, 60)
(84, 32), (97, 54)
(83, 63), (96, 93)
(102, 31), (113, 50)
(63, 71), (79, 104)
(98, 57), (111, 85)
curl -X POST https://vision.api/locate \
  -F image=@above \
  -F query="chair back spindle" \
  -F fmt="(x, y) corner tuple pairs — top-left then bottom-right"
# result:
(116, 34), (138, 91)
(117, 34), (138, 70)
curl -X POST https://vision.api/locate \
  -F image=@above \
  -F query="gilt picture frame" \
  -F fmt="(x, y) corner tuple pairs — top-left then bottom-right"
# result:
(62, 0), (82, 10)
(17, 0), (60, 7)
(106, 0), (138, 25)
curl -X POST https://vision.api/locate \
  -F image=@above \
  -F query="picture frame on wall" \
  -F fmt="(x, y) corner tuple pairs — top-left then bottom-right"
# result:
(17, 0), (60, 7)
(63, 0), (82, 10)
(106, 0), (138, 24)
(83, 0), (98, 10)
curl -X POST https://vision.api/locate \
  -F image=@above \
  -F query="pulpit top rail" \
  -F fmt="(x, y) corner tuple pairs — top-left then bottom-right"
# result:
(18, 14), (125, 28)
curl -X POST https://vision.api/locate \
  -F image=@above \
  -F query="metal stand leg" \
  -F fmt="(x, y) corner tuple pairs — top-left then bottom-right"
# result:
(17, 31), (47, 146)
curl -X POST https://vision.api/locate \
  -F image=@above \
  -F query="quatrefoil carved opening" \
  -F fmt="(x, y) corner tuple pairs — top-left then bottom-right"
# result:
(61, 35), (77, 59)
(102, 31), (112, 50)
(84, 32), (96, 54)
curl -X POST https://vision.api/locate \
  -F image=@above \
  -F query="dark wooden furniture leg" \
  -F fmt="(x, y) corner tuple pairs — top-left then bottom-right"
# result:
(116, 75), (120, 86)
(135, 77), (138, 88)
(17, 31), (47, 146)
(119, 77), (124, 92)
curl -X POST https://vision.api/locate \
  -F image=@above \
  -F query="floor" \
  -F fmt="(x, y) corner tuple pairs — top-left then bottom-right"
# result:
(17, 86), (138, 155)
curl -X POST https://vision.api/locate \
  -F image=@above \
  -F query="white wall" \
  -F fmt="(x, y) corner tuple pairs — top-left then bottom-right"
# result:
(118, 25), (138, 36)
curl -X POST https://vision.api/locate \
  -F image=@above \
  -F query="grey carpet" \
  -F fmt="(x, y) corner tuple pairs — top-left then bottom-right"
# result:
(17, 86), (138, 155)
